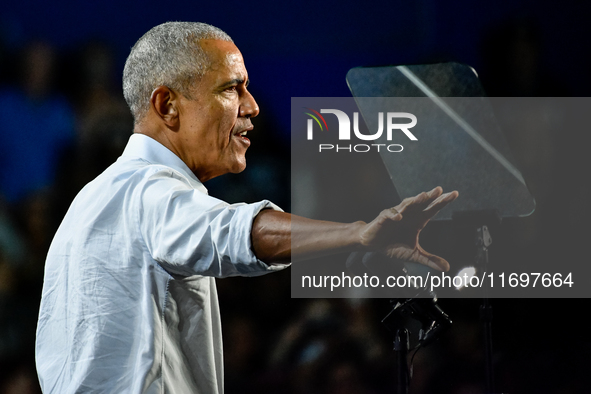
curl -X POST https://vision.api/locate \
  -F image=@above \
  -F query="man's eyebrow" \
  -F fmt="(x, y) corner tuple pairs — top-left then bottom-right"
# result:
(219, 78), (250, 89)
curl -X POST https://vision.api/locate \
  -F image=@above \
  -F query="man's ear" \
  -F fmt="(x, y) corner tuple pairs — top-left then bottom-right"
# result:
(150, 86), (179, 128)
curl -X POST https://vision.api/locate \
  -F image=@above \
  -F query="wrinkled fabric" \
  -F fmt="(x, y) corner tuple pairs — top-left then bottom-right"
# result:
(36, 134), (287, 393)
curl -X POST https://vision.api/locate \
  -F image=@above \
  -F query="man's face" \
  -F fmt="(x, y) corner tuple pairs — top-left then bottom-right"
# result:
(176, 39), (259, 182)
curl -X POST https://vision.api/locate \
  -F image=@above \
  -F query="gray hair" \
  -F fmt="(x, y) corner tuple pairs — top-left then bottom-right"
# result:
(123, 22), (233, 124)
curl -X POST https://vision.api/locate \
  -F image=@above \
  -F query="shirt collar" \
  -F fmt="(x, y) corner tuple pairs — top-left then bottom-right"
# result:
(122, 133), (208, 194)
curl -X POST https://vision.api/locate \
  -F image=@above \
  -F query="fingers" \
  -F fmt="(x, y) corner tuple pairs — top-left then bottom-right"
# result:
(423, 190), (459, 214)
(386, 207), (402, 221)
(396, 186), (447, 214)
(412, 187), (443, 210)
(396, 186), (458, 215)
(374, 207), (403, 225)
(427, 186), (443, 198)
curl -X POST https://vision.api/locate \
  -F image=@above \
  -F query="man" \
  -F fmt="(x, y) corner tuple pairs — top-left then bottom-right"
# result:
(35, 22), (458, 393)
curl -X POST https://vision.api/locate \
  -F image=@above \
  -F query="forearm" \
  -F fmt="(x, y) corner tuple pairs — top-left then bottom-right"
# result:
(251, 209), (366, 264)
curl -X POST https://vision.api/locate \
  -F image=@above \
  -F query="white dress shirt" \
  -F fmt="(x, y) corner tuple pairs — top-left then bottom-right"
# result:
(36, 134), (287, 393)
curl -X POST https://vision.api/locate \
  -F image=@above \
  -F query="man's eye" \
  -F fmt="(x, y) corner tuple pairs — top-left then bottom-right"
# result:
(225, 86), (237, 92)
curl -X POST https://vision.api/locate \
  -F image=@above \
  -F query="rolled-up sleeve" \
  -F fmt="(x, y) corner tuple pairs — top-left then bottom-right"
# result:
(138, 168), (288, 278)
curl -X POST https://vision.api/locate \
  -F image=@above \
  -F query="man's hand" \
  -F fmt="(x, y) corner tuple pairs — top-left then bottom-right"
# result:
(252, 186), (458, 267)
(359, 187), (458, 271)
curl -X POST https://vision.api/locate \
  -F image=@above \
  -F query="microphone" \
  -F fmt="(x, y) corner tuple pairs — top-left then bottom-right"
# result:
(346, 251), (451, 348)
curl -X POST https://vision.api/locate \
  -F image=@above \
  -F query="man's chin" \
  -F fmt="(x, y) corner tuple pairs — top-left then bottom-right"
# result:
(226, 156), (247, 174)
(231, 162), (247, 174)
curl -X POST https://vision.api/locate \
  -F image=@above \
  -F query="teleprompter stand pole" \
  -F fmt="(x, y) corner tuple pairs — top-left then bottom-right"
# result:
(394, 328), (410, 394)
(453, 210), (501, 394)
(477, 225), (494, 394)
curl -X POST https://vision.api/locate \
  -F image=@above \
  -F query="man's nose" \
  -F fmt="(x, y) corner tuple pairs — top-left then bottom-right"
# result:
(240, 90), (259, 118)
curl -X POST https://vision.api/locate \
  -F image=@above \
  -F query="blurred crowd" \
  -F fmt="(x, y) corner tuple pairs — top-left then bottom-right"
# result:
(0, 18), (589, 394)
(0, 38), (135, 393)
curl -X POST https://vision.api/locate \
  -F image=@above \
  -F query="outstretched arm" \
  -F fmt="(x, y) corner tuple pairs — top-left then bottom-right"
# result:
(251, 187), (458, 271)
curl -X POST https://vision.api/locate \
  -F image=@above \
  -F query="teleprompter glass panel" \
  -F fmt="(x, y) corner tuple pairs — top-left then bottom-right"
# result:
(346, 63), (535, 220)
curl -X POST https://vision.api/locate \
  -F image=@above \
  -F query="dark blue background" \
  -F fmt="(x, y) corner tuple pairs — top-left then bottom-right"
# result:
(4, 0), (590, 143)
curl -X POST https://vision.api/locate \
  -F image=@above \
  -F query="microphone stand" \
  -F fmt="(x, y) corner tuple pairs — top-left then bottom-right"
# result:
(382, 285), (452, 394)
(346, 251), (452, 394)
